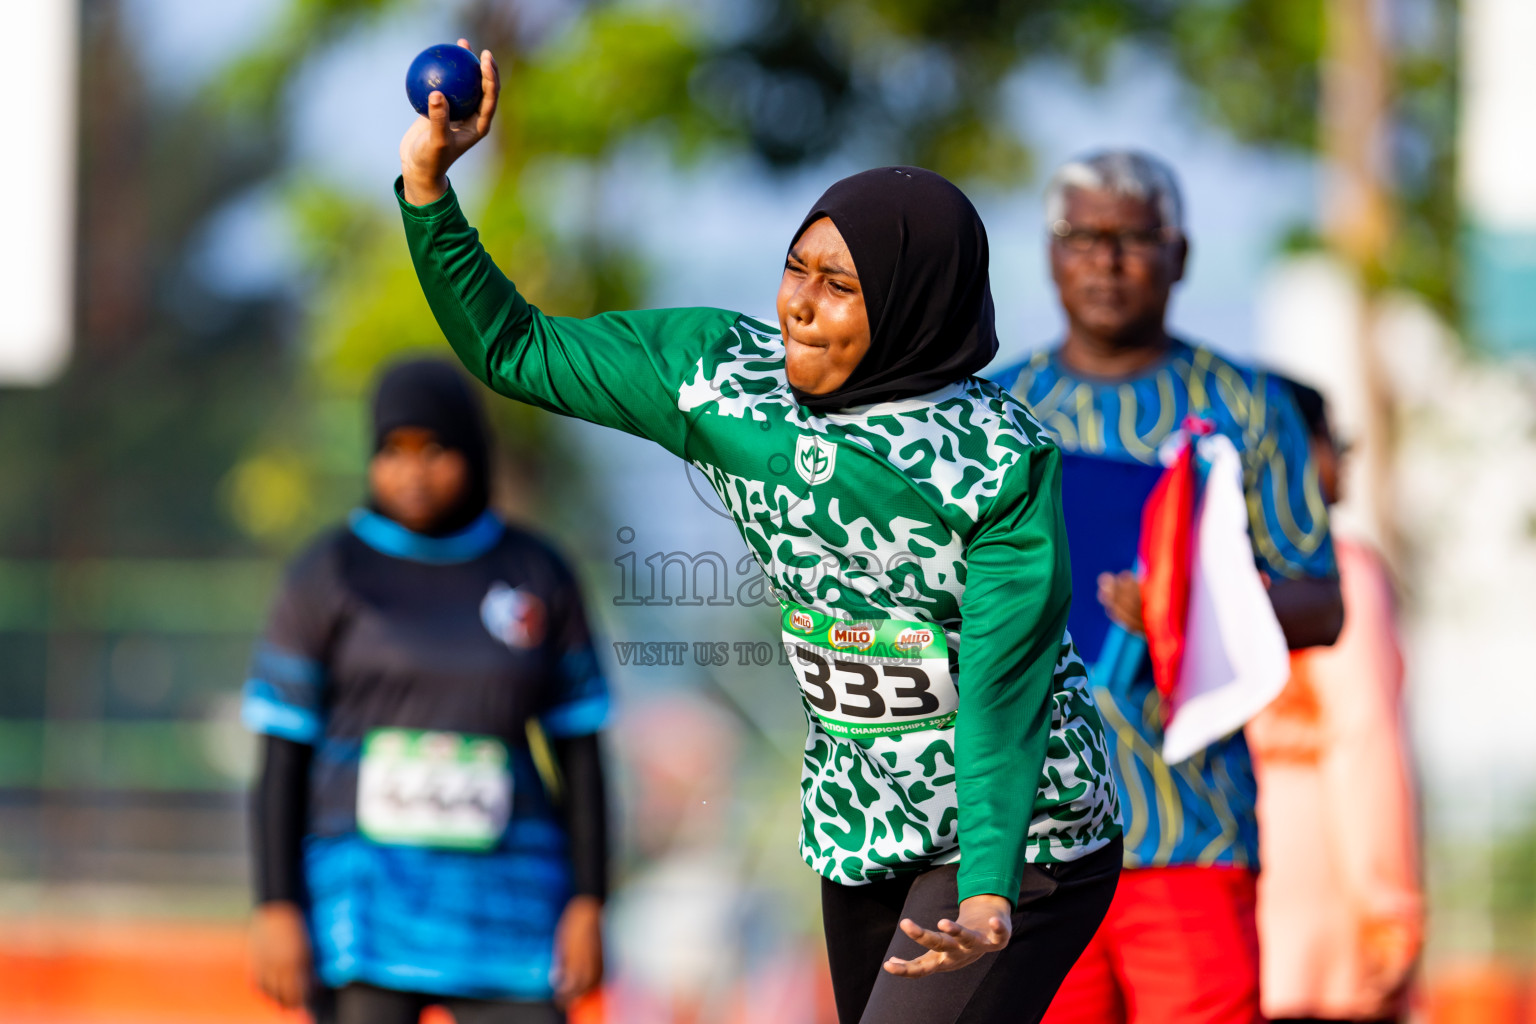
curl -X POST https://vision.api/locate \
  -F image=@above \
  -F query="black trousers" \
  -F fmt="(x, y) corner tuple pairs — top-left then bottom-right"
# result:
(821, 838), (1122, 1024)
(310, 983), (564, 1024)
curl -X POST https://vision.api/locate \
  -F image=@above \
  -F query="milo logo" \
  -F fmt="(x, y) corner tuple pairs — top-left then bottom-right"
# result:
(828, 623), (875, 652)
(894, 627), (935, 652)
(791, 609), (815, 633)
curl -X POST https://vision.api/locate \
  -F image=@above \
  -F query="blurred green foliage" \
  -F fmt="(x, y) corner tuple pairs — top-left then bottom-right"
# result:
(1492, 815), (1536, 956)
(0, 0), (1461, 628)
(199, 0), (1459, 549)
(232, 0), (1457, 383)
(1424, 809), (1536, 959)
(0, 0), (1454, 564)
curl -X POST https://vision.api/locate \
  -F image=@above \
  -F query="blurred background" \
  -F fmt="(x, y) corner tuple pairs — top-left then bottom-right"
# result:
(0, 0), (1532, 1021)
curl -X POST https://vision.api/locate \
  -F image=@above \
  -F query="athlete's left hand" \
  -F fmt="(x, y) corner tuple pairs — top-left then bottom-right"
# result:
(552, 894), (605, 1006)
(882, 893), (1012, 977)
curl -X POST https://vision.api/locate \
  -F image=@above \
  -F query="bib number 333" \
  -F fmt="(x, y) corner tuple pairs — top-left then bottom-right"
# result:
(782, 604), (958, 739)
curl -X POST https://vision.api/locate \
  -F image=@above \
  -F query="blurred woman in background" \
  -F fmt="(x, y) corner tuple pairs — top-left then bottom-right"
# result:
(1249, 380), (1422, 1024)
(242, 358), (610, 1024)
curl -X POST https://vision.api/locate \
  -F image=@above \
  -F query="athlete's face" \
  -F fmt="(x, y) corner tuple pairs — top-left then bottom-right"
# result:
(779, 217), (872, 395)
(1050, 189), (1187, 348)
(369, 427), (471, 533)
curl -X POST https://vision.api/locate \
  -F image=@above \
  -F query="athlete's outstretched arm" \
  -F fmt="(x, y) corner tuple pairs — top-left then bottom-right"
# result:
(884, 443), (1077, 978)
(397, 42), (739, 457)
(955, 443), (1074, 902)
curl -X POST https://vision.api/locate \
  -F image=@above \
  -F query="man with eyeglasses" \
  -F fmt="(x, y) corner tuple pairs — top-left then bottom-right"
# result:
(991, 151), (1344, 1024)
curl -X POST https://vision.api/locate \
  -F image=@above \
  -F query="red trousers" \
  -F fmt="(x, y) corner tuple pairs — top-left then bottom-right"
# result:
(1042, 865), (1262, 1024)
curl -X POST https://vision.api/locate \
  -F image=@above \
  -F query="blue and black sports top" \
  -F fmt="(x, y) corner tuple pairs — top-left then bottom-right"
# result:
(243, 508), (609, 999)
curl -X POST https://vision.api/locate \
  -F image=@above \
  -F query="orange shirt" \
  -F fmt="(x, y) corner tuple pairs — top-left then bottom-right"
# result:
(1248, 540), (1422, 1020)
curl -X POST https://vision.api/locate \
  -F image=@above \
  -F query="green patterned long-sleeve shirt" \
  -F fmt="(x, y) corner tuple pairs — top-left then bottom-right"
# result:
(398, 181), (1120, 901)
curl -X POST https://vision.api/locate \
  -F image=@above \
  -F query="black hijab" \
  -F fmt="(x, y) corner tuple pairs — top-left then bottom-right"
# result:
(370, 358), (492, 536)
(788, 166), (998, 412)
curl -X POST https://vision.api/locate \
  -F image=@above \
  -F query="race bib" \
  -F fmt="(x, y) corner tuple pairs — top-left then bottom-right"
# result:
(781, 603), (958, 739)
(356, 729), (512, 851)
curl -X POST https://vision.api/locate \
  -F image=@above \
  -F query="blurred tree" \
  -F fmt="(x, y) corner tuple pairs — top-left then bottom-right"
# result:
(0, 0), (307, 888)
(219, 0), (1457, 546)
(0, 0), (295, 561)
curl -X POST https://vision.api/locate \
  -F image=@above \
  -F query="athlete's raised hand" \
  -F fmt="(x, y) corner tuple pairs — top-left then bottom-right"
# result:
(882, 893), (1013, 977)
(400, 38), (499, 206)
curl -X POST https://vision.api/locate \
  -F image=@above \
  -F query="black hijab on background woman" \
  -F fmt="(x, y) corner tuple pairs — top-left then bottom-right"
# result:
(370, 357), (492, 535)
(788, 166), (999, 412)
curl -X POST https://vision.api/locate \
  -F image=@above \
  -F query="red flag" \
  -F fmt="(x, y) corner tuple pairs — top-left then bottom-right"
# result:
(1138, 419), (1209, 700)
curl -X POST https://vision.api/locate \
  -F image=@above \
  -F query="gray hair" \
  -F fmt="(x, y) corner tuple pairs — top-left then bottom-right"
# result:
(1044, 150), (1185, 233)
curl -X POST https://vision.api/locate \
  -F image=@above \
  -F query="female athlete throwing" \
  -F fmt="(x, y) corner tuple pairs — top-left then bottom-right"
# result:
(395, 42), (1121, 1024)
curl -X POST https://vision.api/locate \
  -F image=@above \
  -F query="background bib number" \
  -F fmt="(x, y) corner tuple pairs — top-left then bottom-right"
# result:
(356, 728), (511, 851)
(781, 604), (957, 738)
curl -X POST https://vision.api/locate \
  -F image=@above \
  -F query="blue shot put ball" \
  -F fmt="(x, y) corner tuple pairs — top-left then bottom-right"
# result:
(406, 44), (484, 121)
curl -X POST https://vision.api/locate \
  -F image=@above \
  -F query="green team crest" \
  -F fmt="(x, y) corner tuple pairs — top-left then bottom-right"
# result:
(794, 432), (837, 485)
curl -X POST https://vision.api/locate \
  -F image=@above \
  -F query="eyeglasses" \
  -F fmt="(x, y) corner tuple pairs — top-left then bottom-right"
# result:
(1051, 220), (1178, 255)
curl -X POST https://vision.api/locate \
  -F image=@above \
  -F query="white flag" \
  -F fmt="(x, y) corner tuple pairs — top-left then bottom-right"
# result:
(1162, 434), (1291, 764)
